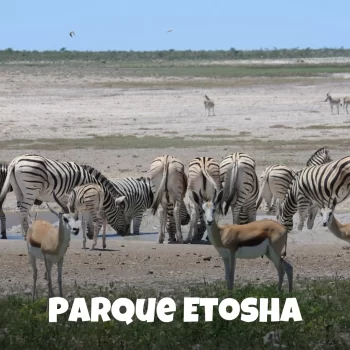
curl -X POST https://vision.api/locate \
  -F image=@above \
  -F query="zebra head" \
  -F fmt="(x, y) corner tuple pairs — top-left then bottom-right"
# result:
(113, 195), (128, 235)
(320, 197), (337, 227)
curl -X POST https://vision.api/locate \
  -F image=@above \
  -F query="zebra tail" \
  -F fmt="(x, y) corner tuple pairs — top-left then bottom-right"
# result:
(201, 168), (218, 198)
(151, 158), (169, 215)
(205, 95), (210, 100)
(223, 160), (238, 215)
(0, 158), (17, 202)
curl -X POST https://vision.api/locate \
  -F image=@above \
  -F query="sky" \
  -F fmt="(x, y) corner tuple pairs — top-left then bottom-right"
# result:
(1, 0), (349, 52)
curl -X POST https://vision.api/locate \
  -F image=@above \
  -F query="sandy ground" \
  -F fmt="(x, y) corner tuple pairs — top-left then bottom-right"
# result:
(1, 60), (350, 297)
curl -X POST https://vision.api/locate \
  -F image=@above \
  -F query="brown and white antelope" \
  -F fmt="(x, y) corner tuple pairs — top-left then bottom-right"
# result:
(321, 197), (350, 243)
(26, 192), (81, 304)
(204, 95), (215, 116)
(192, 189), (293, 291)
(325, 93), (341, 114)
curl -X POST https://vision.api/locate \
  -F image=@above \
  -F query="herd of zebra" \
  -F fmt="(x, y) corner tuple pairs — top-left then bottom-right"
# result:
(0, 146), (347, 251)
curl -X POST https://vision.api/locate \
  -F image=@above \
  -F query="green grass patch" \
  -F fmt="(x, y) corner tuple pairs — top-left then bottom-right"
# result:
(270, 124), (294, 129)
(299, 124), (350, 130)
(2, 134), (350, 151)
(1, 279), (350, 349)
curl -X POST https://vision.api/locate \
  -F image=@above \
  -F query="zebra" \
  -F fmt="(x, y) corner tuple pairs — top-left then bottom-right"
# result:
(325, 93), (341, 114)
(220, 153), (259, 225)
(0, 162), (43, 239)
(204, 95), (215, 116)
(0, 154), (128, 239)
(150, 155), (188, 244)
(257, 147), (332, 216)
(343, 96), (350, 115)
(187, 156), (221, 243)
(257, 165), (296, 215)
(111, 176), (190, 239)
(66, 183), (108, 251)
(278, 156), (350, 233)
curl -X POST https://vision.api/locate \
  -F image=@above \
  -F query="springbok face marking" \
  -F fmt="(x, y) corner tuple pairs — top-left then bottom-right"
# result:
(192, 189), (224, 227)
(61, 213), (81, 235)
(320, 197), (337, 227)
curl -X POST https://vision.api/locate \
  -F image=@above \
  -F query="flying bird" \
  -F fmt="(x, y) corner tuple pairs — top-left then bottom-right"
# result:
(69, 31), (75, 37)
(167, 29), (172, 33)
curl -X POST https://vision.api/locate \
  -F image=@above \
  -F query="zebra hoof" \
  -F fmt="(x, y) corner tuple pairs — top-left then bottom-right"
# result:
(103, 244), (106, 249)
(1, 235), (7, 239)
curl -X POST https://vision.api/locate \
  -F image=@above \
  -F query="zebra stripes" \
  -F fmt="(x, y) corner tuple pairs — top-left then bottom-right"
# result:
(278, 156), (350, 233)
(0, 162), (42, 239)
(187, 156), (221, 242)
(257, 147), (332, 217)
(306, 147), (332, 167)
(150, 155), (188, 243)
(257, 165), (296, 215)
(220, 153), (259, 225)
(0, 154), (128, 239)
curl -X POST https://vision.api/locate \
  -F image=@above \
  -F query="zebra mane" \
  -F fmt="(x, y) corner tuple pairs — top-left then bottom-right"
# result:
(306, 147), (329, 167)
(81, 164), (120, 198)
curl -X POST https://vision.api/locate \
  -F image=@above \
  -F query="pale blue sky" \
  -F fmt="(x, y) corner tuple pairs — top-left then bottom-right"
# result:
(1, 0), (349, 51)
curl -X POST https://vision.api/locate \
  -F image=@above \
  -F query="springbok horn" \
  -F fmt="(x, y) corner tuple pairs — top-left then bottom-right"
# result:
(46, 202), (59, 218)
(53, 192), (69, 213)
(199, 189), (204, 200)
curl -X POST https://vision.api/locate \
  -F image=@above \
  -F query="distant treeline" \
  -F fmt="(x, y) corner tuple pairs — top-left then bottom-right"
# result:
(0, 47), (350, 62)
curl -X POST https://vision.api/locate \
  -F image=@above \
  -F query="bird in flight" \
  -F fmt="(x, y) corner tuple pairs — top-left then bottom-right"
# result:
(69, 31), (75, 37)
(167, 29), (172, 33)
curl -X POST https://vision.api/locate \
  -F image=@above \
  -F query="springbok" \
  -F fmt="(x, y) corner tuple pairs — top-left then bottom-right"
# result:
(192, 189), (293, 291)
(325, 93), (341, 114)
(321, 197), (350, 243)
(343, 96), (350, 115)
(204, 95), (215, 116)
(26, 192), (81, 303)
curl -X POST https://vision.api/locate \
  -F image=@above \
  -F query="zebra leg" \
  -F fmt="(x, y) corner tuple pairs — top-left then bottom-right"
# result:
(82, 215), (87, 249)
(231, 205), (241, 225)
(307, 205), (319, 230)
(297, 203), (309, 231)
(247, 206), (257, 223)
(213, 107), (215, 116)
(0, 205), (7, 239)
(157, 204), (167, 244)
(132, 212), (143, 235)
(173, 201), (183, 243)
(90, 214), (99, 251)
(186, 203), (198, 243)
(101, 215), (108, 249)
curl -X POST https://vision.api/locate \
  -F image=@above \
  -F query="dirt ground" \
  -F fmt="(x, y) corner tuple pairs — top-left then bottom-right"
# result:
(1, 60), (350, 297)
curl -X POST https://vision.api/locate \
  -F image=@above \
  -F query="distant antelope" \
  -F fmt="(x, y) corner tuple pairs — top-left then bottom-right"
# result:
(204, 95), (215, 116)
(325, 93), (341, 114)
(343, 96), (350, 114)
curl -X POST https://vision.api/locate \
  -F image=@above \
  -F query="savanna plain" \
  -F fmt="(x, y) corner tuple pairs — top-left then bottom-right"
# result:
(1, 53), (350, 349)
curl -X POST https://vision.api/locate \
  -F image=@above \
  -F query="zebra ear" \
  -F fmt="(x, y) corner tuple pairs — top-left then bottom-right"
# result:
(192, 191), (201, 207)
(115, 195), (126, 210)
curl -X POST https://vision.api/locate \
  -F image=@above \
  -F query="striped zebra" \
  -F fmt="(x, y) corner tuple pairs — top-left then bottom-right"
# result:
(220, 153), (259, 225)
(325, 93), (341, 114)
(278, 156), (350, 233)
(204, 95), (215, 116)
(257, 147), (332, 216)
(67, 183), (110, 251)
(187, 156), (221, 243)
(150, 155), (189, 244)
(0, 154), (128, 239)
(0, 162), (42, 239)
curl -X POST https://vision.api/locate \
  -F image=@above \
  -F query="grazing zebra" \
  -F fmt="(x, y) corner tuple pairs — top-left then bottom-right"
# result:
(67, 183), (109, 251)
(150, 155), (188, 244)
(278, 156), (350, 233)
(0, 154), (128, 239)
(187, 156), (221, 242)
(325, 93), (341, 114)
(257, 147), (332, 216)
(0, 162), (43, 239)
(220, 153), (259, 225)
(343, 96), (350, 115)
(204, 95), (215, 116)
